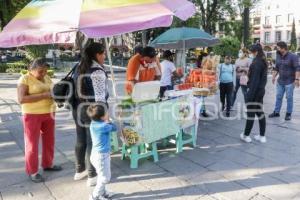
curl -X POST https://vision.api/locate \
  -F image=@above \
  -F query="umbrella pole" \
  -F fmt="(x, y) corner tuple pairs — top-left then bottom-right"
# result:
(105, 37), (117, 98)
(183, 40), (187, 75)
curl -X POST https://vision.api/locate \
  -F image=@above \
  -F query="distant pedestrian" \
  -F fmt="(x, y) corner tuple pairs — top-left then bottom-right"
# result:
(17, 58), (62, 183)
(218, 56), (236, 117)
(240, 44), (268, 143)
(232, 48), (252, 106)
(87, 104), (117, 200)
(269, 41), (300, 121)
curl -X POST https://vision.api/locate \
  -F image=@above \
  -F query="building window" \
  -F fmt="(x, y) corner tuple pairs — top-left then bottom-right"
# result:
(276, 15), (282, 24)
(265, 16), (270, 25)
(287, 31), (291, 41)
(288, 14), (294, 23)
(275, 31), (282, 42)
(265, 32), (271, 43)
(254, 18), (261, 25)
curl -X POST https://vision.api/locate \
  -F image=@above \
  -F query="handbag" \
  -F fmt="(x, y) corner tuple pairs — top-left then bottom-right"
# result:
(52, 64), (77, 107)
(240, 74), (249, 86)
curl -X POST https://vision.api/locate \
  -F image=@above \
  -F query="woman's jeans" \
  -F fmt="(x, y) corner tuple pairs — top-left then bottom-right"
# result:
(274, 83), (295, 114)
(72, 107), (96, 178)
(232, 78), (247, 106)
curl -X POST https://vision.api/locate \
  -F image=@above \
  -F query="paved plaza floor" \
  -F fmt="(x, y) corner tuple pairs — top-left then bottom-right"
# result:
(1, 73), (300, 200)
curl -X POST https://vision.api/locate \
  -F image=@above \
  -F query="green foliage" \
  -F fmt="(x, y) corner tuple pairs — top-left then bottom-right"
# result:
(212, 37), (241, 57)
(290, 19), (297, 52)
(24, 45), (50, 61)
(172, 12), (201, 28)
(221, 20), (243, 41)
(60, 54), (76, 62)
(0, 0), (31, 29)
(0, 61), (27, 73)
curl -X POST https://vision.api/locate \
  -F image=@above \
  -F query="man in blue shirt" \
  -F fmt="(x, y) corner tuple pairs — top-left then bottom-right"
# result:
(269, 42), (300, 121)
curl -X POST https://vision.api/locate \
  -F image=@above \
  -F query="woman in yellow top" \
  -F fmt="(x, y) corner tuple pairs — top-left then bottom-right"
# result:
(17, 58), (61, 183)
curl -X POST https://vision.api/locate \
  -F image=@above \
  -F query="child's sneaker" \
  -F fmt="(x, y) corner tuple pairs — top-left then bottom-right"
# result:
(254, 135), (267, 143)
(104, 190), (117, 199)
(87, 176), (97, 187)
(240, 133), (252, 143)
(89, 195), (111, 200)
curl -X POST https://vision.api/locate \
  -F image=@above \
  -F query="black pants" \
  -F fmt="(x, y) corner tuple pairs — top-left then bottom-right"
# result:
(244, 90), (266, 136)
(232, 78), (247, 106)
(72, 106), (96, 178)
(159, 85), (173, 98)
(219, 82), (233, 112)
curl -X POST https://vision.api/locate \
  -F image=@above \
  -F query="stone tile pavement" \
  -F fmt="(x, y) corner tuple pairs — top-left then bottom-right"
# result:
(1, 74), (300, 200)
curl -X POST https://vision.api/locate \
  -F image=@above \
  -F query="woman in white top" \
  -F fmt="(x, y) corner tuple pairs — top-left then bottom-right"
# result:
(232, 48), (252, 106)
(159, 50), (182, 98)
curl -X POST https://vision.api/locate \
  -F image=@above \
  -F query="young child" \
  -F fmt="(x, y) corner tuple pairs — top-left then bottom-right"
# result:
(87, 103), (117, 200)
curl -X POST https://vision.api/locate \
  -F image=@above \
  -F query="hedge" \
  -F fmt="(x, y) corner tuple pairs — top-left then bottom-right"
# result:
(0, 61), (28, 73)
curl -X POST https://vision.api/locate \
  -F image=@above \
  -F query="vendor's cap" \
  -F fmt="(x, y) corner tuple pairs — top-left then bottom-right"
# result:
(163, 50), (174, 58)
(249, 44), (262, 52)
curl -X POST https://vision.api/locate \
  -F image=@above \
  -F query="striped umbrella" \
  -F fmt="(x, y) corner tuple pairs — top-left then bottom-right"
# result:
(0, 0), (196, 47)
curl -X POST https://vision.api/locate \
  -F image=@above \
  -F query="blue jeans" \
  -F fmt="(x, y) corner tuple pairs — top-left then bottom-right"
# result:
(274, 83), (295, 114)
(90, 151), (111, 198)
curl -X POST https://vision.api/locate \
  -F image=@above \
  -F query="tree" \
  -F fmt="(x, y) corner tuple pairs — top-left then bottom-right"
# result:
(212, 37), (241, 57)
(222, 19), (243, 40)
(290, 19), (297, 52)
(0, 0), (30, 30)
(191, 0), (236, 34)
(236, 0), (261, 45)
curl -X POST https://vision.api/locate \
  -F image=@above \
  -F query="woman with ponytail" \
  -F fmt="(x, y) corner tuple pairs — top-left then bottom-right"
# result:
(240, 44), (268, 144)
(72, 42), (109, 186)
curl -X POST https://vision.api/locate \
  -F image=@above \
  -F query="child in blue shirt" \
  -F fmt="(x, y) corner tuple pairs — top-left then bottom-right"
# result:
(87, 104), (117, 200)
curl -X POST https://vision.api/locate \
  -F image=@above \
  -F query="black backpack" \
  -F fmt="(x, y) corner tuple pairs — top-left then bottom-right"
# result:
(52, 64), (78, 108)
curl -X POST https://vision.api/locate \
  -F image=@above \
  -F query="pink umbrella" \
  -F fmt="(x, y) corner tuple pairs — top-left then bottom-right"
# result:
(0, 0), (196, 47)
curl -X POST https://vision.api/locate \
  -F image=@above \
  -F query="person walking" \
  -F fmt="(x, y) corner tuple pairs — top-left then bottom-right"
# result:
(17, 58), (62, 183)
(72, 43), (109, 187)
(218, 56), (236, 117)
(269, 41), (300, 121)
(240, 44), (268, 143)
(232, 48), (252, 106)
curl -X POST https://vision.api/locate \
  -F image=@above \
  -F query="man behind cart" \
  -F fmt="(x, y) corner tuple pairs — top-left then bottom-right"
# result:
(125, 46), (161, 94)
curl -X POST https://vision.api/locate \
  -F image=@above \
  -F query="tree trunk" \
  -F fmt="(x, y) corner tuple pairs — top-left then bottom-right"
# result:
(243, 7), (250, 46)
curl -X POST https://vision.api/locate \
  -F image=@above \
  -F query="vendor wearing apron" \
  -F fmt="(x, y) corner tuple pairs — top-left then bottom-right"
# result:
(125, 46), (161, 94)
